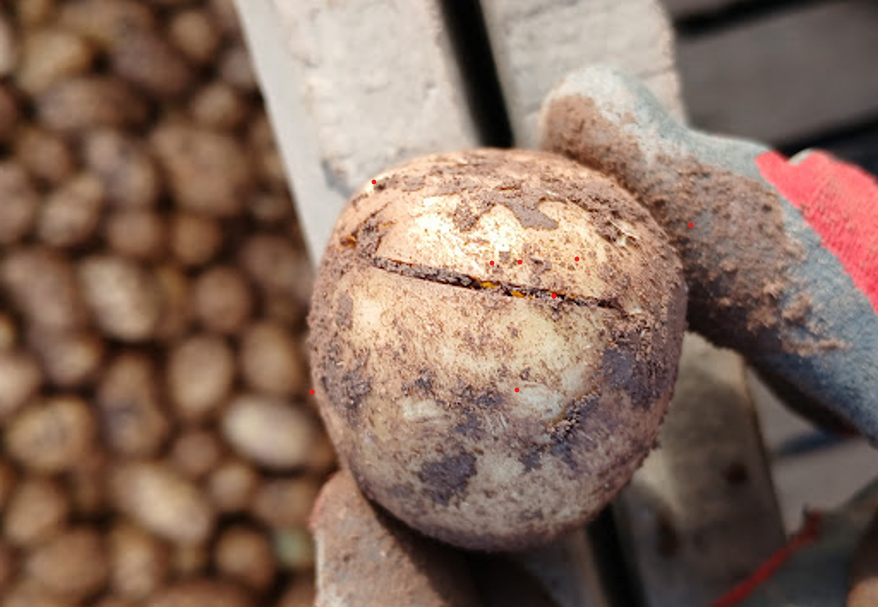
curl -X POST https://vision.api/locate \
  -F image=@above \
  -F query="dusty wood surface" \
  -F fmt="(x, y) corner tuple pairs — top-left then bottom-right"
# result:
(232, 0), (479, 263)
(676, 0), (878, 145)
(616, 334), (787, 607)
(480, 0), (684, 147)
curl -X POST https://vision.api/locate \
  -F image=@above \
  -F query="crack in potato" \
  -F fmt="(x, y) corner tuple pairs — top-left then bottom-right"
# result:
(371, 256), (625, 312)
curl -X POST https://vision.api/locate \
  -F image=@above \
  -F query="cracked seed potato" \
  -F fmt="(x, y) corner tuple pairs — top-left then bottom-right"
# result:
(308, 148), (687, 552)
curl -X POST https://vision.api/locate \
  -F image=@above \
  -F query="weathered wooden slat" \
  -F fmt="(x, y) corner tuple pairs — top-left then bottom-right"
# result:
(233, 0), (480, 263)
(479, 0), (684, 148)
(676, 0), (878, 145)
(615, 334), (787, 607)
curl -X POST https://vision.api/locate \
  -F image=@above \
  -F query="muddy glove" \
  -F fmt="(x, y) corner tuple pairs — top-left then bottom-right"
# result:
(540, 66), (878, 443)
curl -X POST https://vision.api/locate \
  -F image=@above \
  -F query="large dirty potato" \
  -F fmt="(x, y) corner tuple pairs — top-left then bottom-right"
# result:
(308, 148), (687, 551)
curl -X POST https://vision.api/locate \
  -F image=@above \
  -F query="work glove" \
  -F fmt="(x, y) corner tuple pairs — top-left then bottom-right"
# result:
(541, 66), (878, 444)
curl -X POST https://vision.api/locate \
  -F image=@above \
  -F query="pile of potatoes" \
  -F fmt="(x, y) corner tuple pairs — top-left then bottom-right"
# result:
(0, 1), (333, 605)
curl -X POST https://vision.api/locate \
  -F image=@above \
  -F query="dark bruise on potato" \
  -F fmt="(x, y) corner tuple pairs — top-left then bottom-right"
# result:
(307, 148), (687, 552)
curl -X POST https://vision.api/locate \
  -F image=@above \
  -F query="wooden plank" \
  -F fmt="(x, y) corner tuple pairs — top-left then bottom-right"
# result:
(677, 0), (878, 145)
(615, 334), (787, 607)
(232, 0), (480, 263)
(479, 0), (684, 148)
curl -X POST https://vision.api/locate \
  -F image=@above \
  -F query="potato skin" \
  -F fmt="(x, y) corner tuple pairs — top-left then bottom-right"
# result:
(308, 148), (686, 551)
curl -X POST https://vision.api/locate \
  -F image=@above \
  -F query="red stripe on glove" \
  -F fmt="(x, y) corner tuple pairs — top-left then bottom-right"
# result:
(756, 150), (878, 314)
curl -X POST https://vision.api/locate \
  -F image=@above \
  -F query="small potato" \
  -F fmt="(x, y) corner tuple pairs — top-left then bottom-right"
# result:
(4, 476), (69, 547)
(215, 525), (276, 591)
(108, 29), (193, 98)
(5, 396), (96, 473)
(58, 0), (154, 48)
(97, 353), (170, 457)
(167, 333), (235, 421)
(189, 81), (249, 130)
(111, 461), (215, 545)
(208, 459), (259, 513)
(150, 123), (252, 217)
(2, 247), (87, 331)
(308, 149), (687, 551)
(109, 522), (169, 601)
(240, 320), (307, 397)
(0, 162), (38, 245)
(37, 172), (105, 247)
(15, 27), (95, 94)
(26, 527), (109, 601)
(168, 8), (222, 66)
(27, 327), (104, 388)
(105, 209), (166, 260)
(170, 212), (224, 267)
(193, 266), (254, 334)
(37, 76), (148, 133)
(251, 476), (320, 529)
(170, 429), (224, 479)
(0, 350), (42, 420)
(238, 233), (306, 296)
(222, 394), (320, 471)
(78, 255), (162, 341)
(15, 126), (76, 185)
(249, 192), (293, 225)
(83, 129), (162, 208)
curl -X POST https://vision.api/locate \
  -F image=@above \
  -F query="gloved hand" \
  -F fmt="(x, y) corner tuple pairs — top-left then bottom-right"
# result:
(540, 66), (878, 444)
